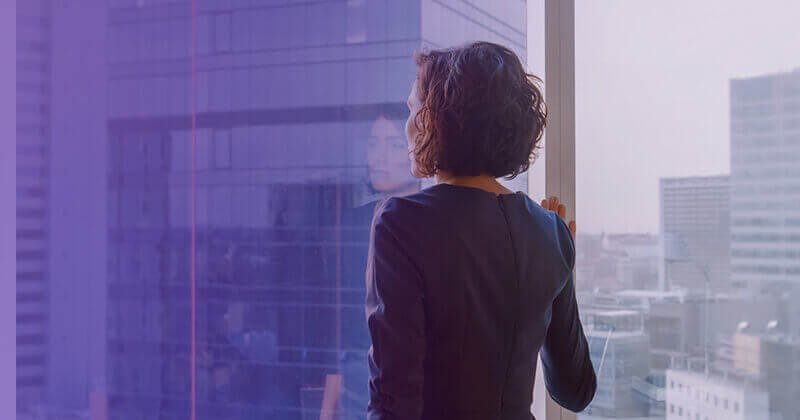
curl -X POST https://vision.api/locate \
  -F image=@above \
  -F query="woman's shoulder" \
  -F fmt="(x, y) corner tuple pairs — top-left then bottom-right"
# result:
(370, 192), (434, 226)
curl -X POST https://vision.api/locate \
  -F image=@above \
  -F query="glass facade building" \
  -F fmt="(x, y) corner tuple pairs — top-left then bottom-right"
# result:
(101, 1), (527, 419)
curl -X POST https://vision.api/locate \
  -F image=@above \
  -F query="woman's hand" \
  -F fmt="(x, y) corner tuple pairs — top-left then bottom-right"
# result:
(540, 196), (576, 239)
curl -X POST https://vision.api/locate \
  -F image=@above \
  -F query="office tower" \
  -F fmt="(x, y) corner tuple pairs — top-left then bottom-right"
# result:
(660, 175), (730, 292)
(102, 1), (528, 419)
(16, 0), (51, 412)
(730, 68), (800, 336)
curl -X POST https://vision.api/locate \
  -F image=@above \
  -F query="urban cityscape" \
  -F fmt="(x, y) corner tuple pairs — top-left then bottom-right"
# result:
(14, 0), (800, 419)
(576, 68), (800, 419)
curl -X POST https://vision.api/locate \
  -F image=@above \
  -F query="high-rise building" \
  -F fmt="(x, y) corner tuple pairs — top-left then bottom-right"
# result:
(100, 1), (528, 419)
(730, 69), (800, 301)
(660, 175), (730, 292)
(16, 0), (51, 412)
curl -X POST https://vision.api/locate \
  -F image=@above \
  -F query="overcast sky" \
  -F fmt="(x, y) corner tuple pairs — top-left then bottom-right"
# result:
(529, 0), (800, 234)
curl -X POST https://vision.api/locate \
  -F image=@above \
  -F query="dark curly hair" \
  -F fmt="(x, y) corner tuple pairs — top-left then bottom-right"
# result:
(411, 41), (547, 179)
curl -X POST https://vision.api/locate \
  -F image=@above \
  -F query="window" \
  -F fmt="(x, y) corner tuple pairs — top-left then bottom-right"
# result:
(17, 1), (800, 420)
(575, 1), (800, 420)
(19, 2), (537, 420)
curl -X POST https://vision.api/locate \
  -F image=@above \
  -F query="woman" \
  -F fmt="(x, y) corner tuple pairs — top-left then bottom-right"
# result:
(365, 42), (596, 419)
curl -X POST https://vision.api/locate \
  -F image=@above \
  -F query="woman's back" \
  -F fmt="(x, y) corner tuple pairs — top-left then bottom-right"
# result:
(366, 183), (597, 419)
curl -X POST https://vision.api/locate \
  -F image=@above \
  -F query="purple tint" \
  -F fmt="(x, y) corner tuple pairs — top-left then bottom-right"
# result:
(3, 0), (16, 418)
(15, 1), (528, 419)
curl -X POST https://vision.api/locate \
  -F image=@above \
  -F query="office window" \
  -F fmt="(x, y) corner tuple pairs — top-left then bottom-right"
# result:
(21, 2), (533, 420)
(576, 1), (800, 419)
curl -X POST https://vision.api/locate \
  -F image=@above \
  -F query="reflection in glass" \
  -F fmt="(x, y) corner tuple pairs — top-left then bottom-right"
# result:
(18, 1), (529, 419)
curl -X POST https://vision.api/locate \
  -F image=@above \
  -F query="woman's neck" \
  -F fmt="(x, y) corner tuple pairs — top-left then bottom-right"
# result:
(435, 172), (514, 195)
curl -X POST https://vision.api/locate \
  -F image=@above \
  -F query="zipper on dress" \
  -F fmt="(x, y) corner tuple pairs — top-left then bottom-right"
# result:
(496, 194), (521, 413)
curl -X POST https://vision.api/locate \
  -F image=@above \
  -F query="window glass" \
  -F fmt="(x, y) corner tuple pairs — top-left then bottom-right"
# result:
(576, 1), (800, 419)
(16, 1), (537, 419)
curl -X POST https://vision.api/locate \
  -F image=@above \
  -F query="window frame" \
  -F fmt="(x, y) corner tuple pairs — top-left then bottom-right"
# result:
(531, 1), (578, 419)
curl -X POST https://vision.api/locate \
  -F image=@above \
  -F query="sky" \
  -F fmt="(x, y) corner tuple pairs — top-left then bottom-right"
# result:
(529, 0), (800, 234)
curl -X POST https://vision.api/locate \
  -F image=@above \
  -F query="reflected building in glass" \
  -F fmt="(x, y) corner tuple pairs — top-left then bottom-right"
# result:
(104, 1), (527, 419)
(16, 0), (52, 413)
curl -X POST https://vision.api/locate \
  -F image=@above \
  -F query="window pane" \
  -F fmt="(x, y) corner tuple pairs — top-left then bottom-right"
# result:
(576, 1), (800, 419)
(17, 1), (534, 419)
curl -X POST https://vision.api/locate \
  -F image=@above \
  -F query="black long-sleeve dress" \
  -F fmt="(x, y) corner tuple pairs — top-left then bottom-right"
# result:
(365, 183), (596, 420)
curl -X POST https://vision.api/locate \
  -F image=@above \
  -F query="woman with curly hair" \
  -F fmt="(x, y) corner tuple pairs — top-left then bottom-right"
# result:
(365, 41), (596, 419)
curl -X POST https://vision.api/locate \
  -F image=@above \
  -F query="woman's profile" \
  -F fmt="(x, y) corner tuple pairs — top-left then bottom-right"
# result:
(365, 42), (597, 419)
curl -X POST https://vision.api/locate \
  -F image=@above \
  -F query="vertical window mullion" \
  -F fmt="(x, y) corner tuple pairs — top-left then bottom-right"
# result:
(534, 0), (577, 419)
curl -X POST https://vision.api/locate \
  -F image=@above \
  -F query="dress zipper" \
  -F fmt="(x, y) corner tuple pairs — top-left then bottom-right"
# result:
(497, 194), (521, 413)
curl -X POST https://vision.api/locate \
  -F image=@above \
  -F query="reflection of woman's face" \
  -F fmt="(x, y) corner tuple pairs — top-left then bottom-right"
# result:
(367, 116), (415, 192)
(405, 79), (422, 177)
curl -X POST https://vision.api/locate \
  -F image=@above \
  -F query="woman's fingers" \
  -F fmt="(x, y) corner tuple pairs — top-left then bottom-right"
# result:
(541, 196), (577, 239)
(557, 204), (566, 220)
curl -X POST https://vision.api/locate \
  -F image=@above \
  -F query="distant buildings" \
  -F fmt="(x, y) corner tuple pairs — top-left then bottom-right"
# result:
(576, 233), (660, 291)
(660, 175), (731, 292)
(727, 332), (800, 420)
(666, 369), (769, 420)
(666, 330), (800, 420)
(582, 309), (650, 417)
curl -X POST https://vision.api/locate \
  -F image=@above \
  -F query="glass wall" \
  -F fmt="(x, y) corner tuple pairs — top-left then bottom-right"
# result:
(16, 1), (533, 419)
(575, 1), (800, 419)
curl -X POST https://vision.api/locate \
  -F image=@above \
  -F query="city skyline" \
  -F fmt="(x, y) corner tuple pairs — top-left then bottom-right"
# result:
(574, 0), (800, 234)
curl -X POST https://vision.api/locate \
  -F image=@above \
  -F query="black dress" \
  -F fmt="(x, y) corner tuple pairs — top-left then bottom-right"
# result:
(365, 183), (596, 420)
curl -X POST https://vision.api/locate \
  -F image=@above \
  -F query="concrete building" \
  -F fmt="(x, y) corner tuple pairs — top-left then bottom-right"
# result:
(726, 332), (800, 420)
(660, 175), (730, 292)
(665, 369), (769, 420)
